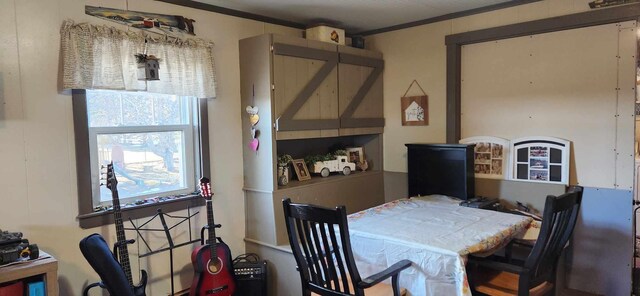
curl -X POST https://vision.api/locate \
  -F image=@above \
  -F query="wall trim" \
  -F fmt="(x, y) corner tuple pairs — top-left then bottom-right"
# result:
(154, 0), (306, 29)
(445, 3), (640, 143)
(244, 237), (292, 253)
(357, 0), (542, 36)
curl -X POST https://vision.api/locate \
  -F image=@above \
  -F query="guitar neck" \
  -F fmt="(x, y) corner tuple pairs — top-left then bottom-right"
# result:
(112, 190), (134, 286)
(206, 199), (218, 257)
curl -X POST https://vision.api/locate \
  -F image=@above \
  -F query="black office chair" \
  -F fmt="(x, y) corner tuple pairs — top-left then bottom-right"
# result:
(283, 198), (412, 296)
(79, 233), (135, 296)
(468, 186), (583, 296)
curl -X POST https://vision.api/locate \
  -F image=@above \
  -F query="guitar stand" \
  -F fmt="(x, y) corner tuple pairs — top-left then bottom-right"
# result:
(126, 207), (201, 296)
(113, 239), (135, 258)
(200, 224), (222, 245)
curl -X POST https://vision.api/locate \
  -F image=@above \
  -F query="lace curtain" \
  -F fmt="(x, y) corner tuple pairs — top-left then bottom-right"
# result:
(60, 20), (217, 98)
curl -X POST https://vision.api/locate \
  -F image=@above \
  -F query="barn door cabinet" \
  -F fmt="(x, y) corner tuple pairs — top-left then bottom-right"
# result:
(240, 34), (384, 141)
(240, 34), (385, 247)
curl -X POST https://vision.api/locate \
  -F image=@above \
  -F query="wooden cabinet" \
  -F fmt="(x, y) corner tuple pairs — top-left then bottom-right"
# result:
(272, 35), (340, 140)
(338, 46), (384, 136)
(0, 256), (58, 296)
(239, 34), (386, 246)
(241, 34), (384, 141)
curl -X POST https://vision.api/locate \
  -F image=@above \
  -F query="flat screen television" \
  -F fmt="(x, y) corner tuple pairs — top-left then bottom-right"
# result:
(406, 143), (475, 200)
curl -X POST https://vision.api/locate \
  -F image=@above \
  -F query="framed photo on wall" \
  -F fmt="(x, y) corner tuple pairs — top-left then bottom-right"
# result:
(510, 136), (570, 185)
(292, 159), (311, 181)
(459, 136), (510, 180)
(346, 147), (365, 164)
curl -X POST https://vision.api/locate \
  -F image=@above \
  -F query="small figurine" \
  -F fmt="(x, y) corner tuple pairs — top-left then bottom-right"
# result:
(357, 160), (369, 172)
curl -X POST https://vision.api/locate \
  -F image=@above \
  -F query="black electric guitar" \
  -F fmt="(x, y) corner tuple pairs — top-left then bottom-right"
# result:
(104, 163), (148, 296)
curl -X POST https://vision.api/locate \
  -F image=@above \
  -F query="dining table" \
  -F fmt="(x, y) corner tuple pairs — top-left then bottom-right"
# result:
(346, 195), (534, 296)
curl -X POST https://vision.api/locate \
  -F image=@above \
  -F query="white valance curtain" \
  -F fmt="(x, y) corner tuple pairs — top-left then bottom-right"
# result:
(60, 20), (217, 98)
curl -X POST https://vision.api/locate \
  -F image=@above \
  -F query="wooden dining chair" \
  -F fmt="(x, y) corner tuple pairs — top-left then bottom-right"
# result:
(282, 198), (412, 296)
(468, 186), (583, 296)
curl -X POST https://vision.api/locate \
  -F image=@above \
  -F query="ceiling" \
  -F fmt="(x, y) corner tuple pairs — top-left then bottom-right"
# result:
(191, 0), (527, 35)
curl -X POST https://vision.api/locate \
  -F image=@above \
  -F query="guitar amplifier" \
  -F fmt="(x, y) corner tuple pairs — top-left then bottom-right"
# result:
(234, 257), (267, 296)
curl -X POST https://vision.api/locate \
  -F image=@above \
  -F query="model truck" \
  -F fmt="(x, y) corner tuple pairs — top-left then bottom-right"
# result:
(312, 155), (356, 177)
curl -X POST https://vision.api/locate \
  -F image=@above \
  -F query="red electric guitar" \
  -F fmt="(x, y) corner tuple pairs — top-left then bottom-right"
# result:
(190, 177), (236, 296)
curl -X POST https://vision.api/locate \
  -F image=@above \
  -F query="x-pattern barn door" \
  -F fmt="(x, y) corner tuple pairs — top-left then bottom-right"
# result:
(273, 42), (340, 132)
(338, 52), (384, 128)
(272, 39), (384, 137)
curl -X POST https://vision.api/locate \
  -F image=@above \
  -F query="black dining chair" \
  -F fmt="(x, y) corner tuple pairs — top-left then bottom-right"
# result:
(283, 198), (412, 296)
(468, 186), (583, 296)
(79, 233), (135, 296)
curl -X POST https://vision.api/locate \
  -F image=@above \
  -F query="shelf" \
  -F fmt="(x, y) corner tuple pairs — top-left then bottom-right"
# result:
(0, 255), (58, 296)
(277, 170), (382, 192)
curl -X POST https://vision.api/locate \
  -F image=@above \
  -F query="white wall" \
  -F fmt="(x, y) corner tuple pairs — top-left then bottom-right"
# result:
(0, 0), (300, 294)
(366, 0), (601, 173)
(461, 22), (636, 190)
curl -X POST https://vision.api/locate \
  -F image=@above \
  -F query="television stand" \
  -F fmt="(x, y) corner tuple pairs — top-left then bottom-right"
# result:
(459, 197), (500, 210)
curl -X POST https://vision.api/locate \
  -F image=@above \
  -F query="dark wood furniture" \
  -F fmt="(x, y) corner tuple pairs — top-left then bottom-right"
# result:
(468, 186), (583, 296)
(282, 198), (412, 296)
(405, 143), (475, 200)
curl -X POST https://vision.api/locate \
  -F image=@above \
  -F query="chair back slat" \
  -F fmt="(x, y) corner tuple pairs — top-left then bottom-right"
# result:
(309, 221), (332, 289)
(303, 220), (325, 284)
(319, 222), (344, 292)
(283, 198), (363, 296)
(328, 224), (351, 293)
(525, 186), (583, 285)
(293, 218), (318, 283)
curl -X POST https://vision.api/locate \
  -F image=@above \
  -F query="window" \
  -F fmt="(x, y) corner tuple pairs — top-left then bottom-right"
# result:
(74, 89), (209, 228)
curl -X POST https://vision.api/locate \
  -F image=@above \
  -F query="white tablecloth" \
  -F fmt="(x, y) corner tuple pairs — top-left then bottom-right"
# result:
(347, 195), (532, 296)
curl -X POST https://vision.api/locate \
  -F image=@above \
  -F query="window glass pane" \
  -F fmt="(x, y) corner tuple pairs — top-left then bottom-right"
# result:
(97, 131), (187, 202)
(87, 90), (187, 127)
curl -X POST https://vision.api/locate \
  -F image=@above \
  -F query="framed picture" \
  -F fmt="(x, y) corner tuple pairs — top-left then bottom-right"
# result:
(346, 147), (365, 164)
(459, 136), (510, 180)
(401, 95), (428, 126)
(292, 159), (311, 181)
(510, 136), (570, 185)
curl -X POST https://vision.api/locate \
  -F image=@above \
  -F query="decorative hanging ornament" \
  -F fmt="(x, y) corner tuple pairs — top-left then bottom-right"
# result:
(246, 106), (260, 126)
(249, 114), (260, 126)
(247, 85), (260, 152)
(249, 138), (259, 151)
(135, 53), (160, 81)
(245, 105), (259, 115)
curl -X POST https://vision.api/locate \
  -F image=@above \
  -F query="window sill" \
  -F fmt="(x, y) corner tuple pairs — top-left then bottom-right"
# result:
(77, 194), (205, 229)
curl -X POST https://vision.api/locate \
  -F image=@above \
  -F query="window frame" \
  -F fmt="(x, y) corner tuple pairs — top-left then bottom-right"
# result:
(73, 89), (208, 229)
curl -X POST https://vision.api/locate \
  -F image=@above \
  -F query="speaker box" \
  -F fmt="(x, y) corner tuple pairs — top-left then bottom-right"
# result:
(234, 260), (267, 296)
